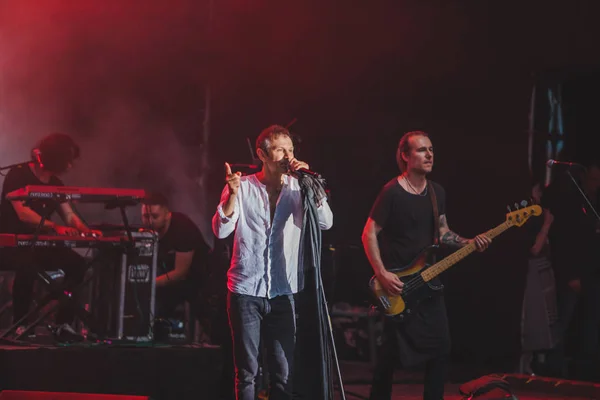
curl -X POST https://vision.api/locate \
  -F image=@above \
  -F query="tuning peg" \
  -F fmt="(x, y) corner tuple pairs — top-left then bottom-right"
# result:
(507, 205), (512, 212)
(520, 200), (528, 207)
(514, 203), (520, 210)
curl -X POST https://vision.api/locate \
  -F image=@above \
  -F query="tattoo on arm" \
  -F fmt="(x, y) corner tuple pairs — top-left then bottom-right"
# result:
(439, 215), (469, 247)
(439, 215), (448, 230)
(441, 231), (469, 247)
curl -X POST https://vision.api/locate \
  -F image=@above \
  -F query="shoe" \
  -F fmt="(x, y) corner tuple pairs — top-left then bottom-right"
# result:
(15, 325), (36, 338)
(52, 323), (85, 343)
(85, 331), (104, 342)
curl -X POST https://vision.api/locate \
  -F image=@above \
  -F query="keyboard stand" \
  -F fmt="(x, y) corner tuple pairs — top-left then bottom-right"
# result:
(0, 198), (135, 343)
(0, 199), (88, 342)
(0, 202), (50, 340)
(0, 199), (109, 341)
(104, 198), (137, 246)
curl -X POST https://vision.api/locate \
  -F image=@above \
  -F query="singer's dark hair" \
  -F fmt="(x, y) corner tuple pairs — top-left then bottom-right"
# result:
(256, 125), (292, 155)
(396, 131), (430, 172)
(142, 191), (170, 209)
(32, 133), (80, 175)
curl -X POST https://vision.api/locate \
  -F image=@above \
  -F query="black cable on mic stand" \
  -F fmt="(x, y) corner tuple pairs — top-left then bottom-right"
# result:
(0, 159), (35, 175)
(567, 171), (600, 224)
(294, 169), (346, 400)
(555, 163), (600, 224)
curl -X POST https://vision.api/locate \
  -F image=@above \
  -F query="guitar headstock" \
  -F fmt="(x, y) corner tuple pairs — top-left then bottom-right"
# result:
(505, 200), (542, 227)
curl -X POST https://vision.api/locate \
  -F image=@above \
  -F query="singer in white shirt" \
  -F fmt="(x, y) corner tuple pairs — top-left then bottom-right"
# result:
(212, 125), (333, 400)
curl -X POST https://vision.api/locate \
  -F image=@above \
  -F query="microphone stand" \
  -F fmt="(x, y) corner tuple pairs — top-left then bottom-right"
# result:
(0, 160), (34, 172)
(565, 167), (600, 224)
(295, 172), (346, 400)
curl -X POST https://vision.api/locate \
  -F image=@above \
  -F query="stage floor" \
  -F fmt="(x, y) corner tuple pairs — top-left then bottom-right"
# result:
(0, 341), (225, 400)
(1, 343), (599, 400)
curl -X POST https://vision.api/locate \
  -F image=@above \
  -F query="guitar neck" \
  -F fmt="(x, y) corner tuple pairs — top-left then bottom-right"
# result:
(420, 220), (512, 282)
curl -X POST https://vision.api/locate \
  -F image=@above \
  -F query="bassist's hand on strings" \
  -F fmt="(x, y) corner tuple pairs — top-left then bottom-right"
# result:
(470, 234), (491, 252)
(377, 270), (404, 295)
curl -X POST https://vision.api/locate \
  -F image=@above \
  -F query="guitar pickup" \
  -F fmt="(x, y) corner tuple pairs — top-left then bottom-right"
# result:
(379, 296), (391, 309)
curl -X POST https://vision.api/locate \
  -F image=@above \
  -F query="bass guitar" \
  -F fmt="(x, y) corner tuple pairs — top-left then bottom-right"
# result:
(369, 203), (541, 320)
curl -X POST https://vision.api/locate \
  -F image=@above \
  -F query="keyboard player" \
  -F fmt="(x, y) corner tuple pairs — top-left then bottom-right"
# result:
(0, 133), (97, 341)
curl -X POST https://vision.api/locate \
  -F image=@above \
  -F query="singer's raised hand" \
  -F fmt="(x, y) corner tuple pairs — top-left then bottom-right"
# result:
(225, 162), (242, 195)
(288, 158), (309, 172)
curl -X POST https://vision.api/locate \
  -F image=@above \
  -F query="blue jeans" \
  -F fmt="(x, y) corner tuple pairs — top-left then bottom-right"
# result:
(227, 291), (296, 400)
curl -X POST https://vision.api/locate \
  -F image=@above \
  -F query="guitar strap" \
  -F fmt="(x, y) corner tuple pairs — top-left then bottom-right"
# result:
(428, 181), (440, 246)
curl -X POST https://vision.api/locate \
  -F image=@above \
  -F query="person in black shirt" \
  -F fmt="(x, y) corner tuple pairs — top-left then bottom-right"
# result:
(0, 133), (96, 340)
(539, 161), (600, 379)
(140, 192), (210, 320)
(362, 131), (491, 400)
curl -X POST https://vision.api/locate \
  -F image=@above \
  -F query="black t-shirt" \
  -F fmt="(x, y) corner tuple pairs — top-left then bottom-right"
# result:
(369, 178), (446, 270)
(158, 212), (210, 282)
(370, 178), (450, 366)
(0, 165), (64, 234)
(525, 206), (551, 259)
(542, 175), (600, 281)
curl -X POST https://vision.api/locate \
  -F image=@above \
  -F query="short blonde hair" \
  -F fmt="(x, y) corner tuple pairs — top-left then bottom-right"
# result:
(396, 131), (429, 172)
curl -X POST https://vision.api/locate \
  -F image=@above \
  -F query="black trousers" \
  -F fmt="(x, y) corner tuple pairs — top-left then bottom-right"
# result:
(154, 279), (200, 320)
(2, 247), (86, 325)
(546, 276), (600, 380)
(369, 318), (447, 400)
(369, 295), (450, 400)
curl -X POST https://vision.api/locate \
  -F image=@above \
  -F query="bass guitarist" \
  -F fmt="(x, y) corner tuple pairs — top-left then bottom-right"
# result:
(361, 130), (491, 400)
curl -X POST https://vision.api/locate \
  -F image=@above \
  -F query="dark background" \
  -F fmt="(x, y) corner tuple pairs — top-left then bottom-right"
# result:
(1, 0), (600, 370)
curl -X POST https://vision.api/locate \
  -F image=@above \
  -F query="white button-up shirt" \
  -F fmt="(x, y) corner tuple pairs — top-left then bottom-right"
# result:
(212, 174), (333, 298)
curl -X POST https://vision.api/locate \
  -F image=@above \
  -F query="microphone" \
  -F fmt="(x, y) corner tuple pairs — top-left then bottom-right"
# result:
(32, 149), (44, 168)
(281, 159), (322, 178)
(546, 159), (582, 167)
(294, 167), (321, 178)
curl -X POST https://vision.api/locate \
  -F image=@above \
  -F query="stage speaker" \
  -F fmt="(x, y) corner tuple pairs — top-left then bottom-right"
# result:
(0, 392), (150, 400)
(477, 373), (600, 398)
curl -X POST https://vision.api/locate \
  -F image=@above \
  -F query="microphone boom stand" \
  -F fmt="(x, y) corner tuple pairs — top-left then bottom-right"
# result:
(0, 160), (34, 172)
(565, 167), (600, 224)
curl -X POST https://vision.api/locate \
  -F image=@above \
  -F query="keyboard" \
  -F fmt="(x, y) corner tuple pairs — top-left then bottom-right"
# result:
(6, 185), (147, 204)
(0, 231), (156, 249)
